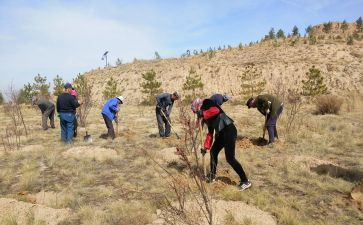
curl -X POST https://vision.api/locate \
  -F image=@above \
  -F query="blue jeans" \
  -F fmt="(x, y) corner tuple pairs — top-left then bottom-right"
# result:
(59, 112), (76, 144)
(266, 105), (284, 143)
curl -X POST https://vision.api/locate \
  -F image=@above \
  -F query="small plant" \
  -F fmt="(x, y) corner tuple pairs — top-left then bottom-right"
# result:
(182, 67), (204, 102)
(347, 35), (354, 45)
(73, 73), (93, 127)
(53, 75), (64, 96)
(315, 95), (343, 115)
(240, 63), (266, 100)
(102, 77), (123, 100)
(285, 88), (303, 134)
(341, 20), (348, 33)
(301, 66), (328, 96)
(309, 34), (317, 45)
(140, 70), (162, 105)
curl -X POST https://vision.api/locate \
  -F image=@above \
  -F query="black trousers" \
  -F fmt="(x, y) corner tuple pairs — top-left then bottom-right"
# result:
(156, 108), (170, 137)
(41, 105), (55, 130)
(102, 114), (115, 139)
(210, 124), (248, 182)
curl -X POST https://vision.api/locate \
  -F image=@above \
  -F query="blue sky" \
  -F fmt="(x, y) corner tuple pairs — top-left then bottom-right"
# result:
(0, 0), (362, 93)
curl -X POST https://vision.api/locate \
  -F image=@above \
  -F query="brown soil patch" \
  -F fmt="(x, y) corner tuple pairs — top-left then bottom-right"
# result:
(0, 198), (71, 225)
(62, 146), (118, 161)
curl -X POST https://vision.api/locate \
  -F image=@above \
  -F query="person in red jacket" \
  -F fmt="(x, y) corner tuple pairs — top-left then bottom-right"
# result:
(191, 98), (251, 191)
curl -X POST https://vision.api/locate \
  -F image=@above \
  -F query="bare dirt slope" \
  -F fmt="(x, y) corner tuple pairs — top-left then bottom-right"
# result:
(85, 24), (363, 104)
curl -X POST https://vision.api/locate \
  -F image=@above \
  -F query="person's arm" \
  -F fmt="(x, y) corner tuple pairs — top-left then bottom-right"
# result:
(204, 127), (214, 150)
(202, 107), (220, 120)
(56, 98), (60, 112)
(72, 96), (81, 109)
(167, 102), (173, 116)
(109, 99), (119, 112)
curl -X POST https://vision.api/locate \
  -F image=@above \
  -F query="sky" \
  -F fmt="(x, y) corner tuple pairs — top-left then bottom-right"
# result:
(0, 0), (362, 93)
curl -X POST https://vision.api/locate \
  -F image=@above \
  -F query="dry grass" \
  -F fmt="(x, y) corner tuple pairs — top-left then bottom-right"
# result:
(315, 95), (343, 115)
(0, 97), (362, 224)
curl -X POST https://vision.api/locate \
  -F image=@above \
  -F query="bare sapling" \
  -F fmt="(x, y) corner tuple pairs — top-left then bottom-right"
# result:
(143, 105), (213, 225)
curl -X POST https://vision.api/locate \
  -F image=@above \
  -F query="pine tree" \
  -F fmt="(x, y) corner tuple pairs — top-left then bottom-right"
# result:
(33, 74), (50, 97)
(268, 28), (276, 39)
(17, 83), (35, 104)
(140, 70), (162, 105)
(154, 51), (161, 59)
(0, 91), (4, 104)
(356, 16), (363, 32)
(305, 25), (313, 35)
(183, 67), (204, 100)
(292, 25), (300, 37)
(240, 63), (266, 99)
(323, 22), (333, 33)
(238, 43), (243, 49)
(341, 20), (348, 33)
(302, 66), (328, 96)
(116, 58), (122, 66)
(53, 75), (64, 96)
(103, 77), (123, 100)
(276, 29), (285, 39)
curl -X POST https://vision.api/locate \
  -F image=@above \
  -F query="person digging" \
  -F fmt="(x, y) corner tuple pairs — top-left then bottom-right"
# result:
(210, 93), (229, 106)
(101, 96), (124, 139)
(155, 92), (180, 138)
(191, 98), (251, 191)
(32, 95), (55, 130)
(246, 94), (284, 146)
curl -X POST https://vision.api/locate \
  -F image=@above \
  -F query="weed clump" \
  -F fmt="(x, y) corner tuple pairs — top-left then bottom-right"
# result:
(315, 95), (343, 115)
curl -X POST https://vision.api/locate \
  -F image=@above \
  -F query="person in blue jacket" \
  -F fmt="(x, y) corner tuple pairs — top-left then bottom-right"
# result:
(101, 96), (124, 139)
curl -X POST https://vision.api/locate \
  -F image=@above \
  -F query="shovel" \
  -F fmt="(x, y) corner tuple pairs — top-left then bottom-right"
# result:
(160, 110), (181, 139)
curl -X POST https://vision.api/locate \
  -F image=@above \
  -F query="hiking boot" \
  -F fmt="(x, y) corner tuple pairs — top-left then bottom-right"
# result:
(238, 180), (251, 191)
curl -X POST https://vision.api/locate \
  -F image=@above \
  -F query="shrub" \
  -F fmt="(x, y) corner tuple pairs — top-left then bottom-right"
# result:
(323, 22), (333, 33)
(140, 70), (162, 105)
(73, 73), (93, 127)
(315, 95), (343, 115)
(356, 16), (362, 32)
(341, 20), (348, 33)
(276, 29), (285, 39)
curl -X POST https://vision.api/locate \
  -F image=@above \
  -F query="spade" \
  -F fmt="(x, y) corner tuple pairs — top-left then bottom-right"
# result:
(84, 131), (92, 143)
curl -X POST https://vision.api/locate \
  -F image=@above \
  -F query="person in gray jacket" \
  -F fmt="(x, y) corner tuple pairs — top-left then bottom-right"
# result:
(155, 92), (180, 137)
(32, 96), (55, 130)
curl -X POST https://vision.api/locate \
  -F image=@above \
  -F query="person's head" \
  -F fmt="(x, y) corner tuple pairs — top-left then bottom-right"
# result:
(64, 83), (73, 93)
(171, 92), (180, 101)
(246, 97), (256, 108)
(191, 98), (203, 113)
(31, 95), (39, 106)
(116, 96), (124, 104)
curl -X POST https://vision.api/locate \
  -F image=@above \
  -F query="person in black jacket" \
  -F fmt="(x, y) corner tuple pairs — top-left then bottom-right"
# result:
(56, 83), (80, 144)
(192, 98), (251, 191)
(32, 96), (55, 130)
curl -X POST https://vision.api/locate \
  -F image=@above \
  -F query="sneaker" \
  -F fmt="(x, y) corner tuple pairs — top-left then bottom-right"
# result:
(238, 180), (251, 191)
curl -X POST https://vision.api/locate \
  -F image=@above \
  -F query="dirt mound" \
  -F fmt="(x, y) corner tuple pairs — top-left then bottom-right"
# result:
(155, 199), (276, 225)
(0, 198), (71, 225)
(351, 182), (363, 210)
(62, 146), (118, 161)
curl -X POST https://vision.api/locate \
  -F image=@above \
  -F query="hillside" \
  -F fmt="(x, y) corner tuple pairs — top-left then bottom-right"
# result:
(85, 23), (363, 104)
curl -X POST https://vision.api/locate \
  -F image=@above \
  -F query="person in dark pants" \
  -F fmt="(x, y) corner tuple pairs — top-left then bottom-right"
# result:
(56, 83), (80, 144)
(70, 89), (79, 137)
(155, 92), (180, 137)
(192, 98), (251, 191)
(210, 93), (229, 106)
(32, 96), (55, 130)
(246, 94), (284, 144)
(101, 96), (124, 139)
